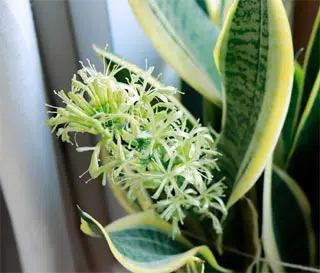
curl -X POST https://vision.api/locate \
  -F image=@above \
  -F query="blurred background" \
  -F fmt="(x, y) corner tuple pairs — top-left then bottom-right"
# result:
(0, 0), (318, 272)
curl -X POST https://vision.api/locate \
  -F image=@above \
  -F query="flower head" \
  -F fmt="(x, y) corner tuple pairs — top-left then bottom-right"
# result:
(47, 60), (227, 235)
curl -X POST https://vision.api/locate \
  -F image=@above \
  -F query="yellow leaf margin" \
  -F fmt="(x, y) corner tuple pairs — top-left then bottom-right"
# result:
(78, 207), (231, 273)
(128, 0), (222, 106)
(214, 0), (294, 208)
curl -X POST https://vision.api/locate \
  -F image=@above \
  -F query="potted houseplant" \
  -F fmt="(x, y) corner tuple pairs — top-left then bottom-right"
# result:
(46, 0), (319, 272)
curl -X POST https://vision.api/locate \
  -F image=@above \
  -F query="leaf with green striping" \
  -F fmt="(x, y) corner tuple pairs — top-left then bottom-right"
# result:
(274, 62), (304, 167)
(128, 0), (222, 106)
(213, 0), (294, 208)
(78, 207), (231, 273)
(262, 162), (316, 272)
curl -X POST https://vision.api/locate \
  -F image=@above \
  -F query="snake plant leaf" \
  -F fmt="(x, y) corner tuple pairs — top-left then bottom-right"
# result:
(286, 71), (320, 174)
(262, 162), (316, 273)
(202, 0), (222, 25)
(195, 0), (227, 131)
(77, 207), (231, 273)
(194, 0), (210, 16)
(285, 72), (320, 240)
(217, 196), (260, 271)
(200, 0), (230, 26)
(259, 263), (271, 273)
(203, 98), (222, 132)
(246, 259), (272, 273)
(213, 0), (294, 208)
(274, 62), (304, 167)
(282, 0), (294, 26)
(128, 0), (222, 106)
(298, 10), (320, 119)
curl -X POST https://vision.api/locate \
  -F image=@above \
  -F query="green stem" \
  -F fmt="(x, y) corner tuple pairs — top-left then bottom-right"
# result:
(136, 188), (153, 211)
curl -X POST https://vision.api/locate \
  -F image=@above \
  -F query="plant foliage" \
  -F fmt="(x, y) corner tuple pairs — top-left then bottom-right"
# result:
(46, 1), (319, 272)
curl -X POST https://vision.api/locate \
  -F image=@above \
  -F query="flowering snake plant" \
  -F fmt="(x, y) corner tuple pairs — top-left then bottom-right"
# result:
(46, 1), (319, 272)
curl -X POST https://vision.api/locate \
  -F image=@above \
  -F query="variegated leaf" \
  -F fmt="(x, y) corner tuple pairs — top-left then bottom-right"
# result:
(214, 0), (294, 208)
(129, 0), (222, 106)
(78, 207), (231, 273)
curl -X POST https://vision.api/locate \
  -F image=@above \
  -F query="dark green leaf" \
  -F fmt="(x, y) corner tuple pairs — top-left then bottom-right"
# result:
(262, 163), (316, 272)
(298, 11), (320, 119)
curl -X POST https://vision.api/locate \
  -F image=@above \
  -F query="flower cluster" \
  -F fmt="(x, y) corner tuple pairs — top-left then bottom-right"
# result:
(47, 61), (227, 234)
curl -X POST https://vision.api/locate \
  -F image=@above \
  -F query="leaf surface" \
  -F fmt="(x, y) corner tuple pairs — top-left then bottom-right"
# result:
(262, 162), (316, 272)
(213, 0), (294, 208)
(217, 196), (261, 272)
(274, 62), (304, 167)
(78, 207), (231, 273)
(286, 71), (320, 174)
(129, 0), (222, 106)
(285, 72), (320, 242)
(298, 10), (320, 119)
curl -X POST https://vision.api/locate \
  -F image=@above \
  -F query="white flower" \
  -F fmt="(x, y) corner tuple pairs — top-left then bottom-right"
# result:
(47, 60), (227, 235)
